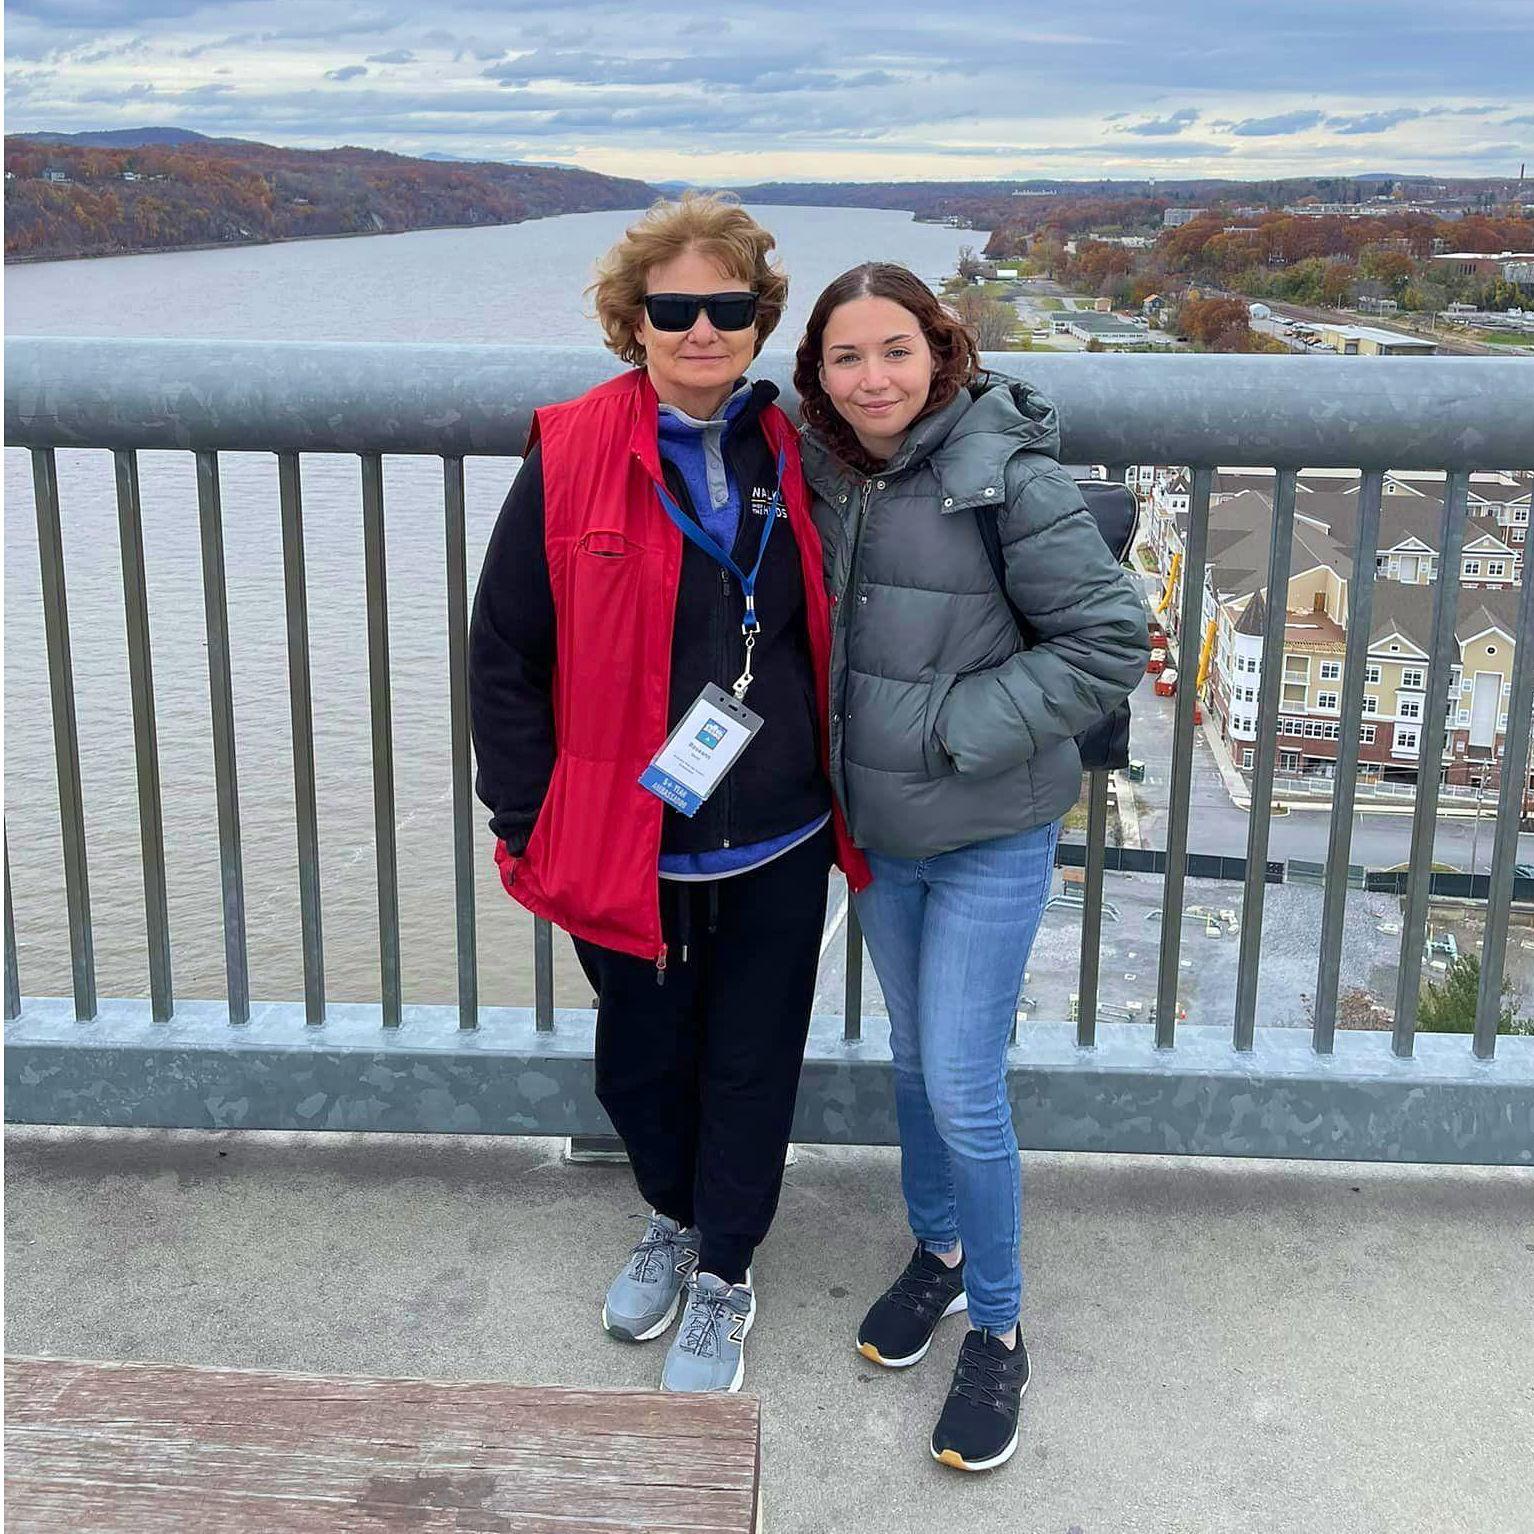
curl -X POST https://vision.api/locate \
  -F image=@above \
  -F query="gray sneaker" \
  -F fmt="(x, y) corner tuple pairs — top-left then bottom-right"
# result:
(602, 1212), (700, 1343)
(660, 1270), (757, 1393)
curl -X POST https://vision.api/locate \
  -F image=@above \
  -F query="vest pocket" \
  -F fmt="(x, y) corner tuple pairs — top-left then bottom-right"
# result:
(564, 530), (647, 758)
(579, 529), (632, 560)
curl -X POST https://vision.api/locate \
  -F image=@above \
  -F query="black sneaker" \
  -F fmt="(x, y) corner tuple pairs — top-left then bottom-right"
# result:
(931, 1328), (1030, 1472)
(856, 1245), (967, 1368)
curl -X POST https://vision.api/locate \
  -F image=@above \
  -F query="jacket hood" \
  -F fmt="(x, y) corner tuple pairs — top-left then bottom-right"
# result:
(800, 372), (1061, 513)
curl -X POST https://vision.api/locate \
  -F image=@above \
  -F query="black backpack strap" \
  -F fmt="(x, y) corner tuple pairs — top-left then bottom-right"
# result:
(974, 504), (1035, 643)
(974, 498), (1133, 773)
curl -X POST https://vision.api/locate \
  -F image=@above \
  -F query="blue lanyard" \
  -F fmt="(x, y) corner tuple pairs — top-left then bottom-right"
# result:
(653, 448), (787, 635)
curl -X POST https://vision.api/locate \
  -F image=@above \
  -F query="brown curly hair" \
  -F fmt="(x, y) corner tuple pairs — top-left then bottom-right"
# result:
(793, 262), (981, 469)
(590, 192), (789, 366)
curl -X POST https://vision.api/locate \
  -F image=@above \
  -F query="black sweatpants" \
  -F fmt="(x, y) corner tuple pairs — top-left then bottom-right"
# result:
(573, 826), (832, 1285)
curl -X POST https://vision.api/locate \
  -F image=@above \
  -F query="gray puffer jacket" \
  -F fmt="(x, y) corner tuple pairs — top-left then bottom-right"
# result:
(801, 377), (1150, 860)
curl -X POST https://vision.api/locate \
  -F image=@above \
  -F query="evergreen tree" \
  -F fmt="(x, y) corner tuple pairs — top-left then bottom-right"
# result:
(1418, 953), (1527, 1035)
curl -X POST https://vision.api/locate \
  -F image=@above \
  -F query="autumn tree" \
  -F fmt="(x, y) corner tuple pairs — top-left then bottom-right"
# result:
(1359, 247), (1415, 298)
(1178, 295), (1258, 351)
(1400, 277), (1449, 316)
(951, 286), (1016, 350)
(956, 245), (988, 281)
(1320, 261), (1357, 308)
(1031, 235), (1067, 279)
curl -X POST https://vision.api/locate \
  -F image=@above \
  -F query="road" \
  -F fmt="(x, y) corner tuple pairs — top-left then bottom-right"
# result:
(1121, 671), (1531, 874)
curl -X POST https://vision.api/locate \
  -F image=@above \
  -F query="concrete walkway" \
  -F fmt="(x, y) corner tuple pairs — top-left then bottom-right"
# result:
(6, 1127), (1531, 1533)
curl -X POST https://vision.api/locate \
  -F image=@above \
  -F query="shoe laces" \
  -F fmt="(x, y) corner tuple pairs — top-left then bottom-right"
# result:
(626, 1215), (687, 1285)
(953, 1336), (1014, 1411)
(890, 1256), (956, 1315)
(677, 1282), (737, 1358)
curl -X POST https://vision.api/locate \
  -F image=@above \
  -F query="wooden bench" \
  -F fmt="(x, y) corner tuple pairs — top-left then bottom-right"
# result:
(5, 1356), (761, 1532)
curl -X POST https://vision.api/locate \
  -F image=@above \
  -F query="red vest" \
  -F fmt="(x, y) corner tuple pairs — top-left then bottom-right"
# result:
(494, 368), (869, 962)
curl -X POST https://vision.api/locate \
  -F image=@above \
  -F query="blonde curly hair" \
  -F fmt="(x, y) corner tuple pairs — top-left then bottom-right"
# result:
(590, 192), (789, 366)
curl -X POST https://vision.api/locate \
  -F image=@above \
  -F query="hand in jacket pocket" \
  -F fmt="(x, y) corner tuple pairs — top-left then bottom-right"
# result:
(922, 672), (961, 779)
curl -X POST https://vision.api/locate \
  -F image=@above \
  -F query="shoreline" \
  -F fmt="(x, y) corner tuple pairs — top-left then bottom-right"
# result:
(3, 206), (654, 267)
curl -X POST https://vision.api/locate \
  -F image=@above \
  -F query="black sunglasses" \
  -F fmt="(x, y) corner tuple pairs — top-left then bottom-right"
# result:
(643, 291), (758, 332)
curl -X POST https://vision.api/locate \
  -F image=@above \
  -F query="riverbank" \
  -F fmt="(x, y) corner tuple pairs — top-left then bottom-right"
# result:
(4, 210), (651, 266)
(3, 134), (657, 265)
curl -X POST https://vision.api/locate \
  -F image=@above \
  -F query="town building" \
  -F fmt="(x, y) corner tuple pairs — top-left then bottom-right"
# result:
(1137, 467), (1531, 795)
(1311, 323), (1437, 356)
(1053, 311), (1146, 346)
(1431, 251), (1534, 281)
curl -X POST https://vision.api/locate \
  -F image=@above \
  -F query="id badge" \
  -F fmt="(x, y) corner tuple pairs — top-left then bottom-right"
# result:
(638, 682), (763, 817)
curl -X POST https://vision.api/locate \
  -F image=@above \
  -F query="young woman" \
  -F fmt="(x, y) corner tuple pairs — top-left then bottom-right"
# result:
(469, 196), (866, 1394)
(794, 263), (1148, 1468)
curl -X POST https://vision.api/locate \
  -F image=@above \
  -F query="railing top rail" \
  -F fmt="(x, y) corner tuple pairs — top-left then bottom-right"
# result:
(6, 338), (1533, 469)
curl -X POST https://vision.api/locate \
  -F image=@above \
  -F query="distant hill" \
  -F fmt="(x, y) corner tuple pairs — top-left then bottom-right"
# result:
(727, 173), (1522, 228)
(16, 127), (225, 148)
(4, 131), (658, 261)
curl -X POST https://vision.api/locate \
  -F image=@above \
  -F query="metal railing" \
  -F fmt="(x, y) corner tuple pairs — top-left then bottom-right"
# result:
(5, 341), (1533, 1163)
(1269, 774), (1512, 805)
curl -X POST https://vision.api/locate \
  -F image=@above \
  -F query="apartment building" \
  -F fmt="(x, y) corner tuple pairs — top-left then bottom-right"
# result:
(1136, 467), (1531, 793)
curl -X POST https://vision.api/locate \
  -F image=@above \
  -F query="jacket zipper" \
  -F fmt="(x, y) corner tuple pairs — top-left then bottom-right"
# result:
(716, 423), (764, 853)
(719, 564), (734, 846)
(834, 477), (876, 657)
(824, 477), (875, 821)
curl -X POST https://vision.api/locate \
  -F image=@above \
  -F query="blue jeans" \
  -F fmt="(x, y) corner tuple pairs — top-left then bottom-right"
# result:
(854, 820), (1060, 1332)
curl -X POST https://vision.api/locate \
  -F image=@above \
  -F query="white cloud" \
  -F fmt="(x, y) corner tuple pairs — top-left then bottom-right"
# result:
(4, 0), (1531, 180)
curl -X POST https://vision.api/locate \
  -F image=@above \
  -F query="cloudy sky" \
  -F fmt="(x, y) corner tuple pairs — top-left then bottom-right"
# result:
(6, 0), (1532, 183)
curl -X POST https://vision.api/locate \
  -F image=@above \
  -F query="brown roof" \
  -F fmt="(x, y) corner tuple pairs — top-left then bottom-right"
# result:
(1282, 610), (1347, 651)
(1235, 589), (1267, 636)
(1203, 492), (1351, 603)
(1197, 475), (1523, 602)
(1369, 580), (1524, 654)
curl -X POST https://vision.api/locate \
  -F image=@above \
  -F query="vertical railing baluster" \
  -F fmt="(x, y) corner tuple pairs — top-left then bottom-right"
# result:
(360, 454), (402, 1028)
(1076, 463), (1129, 1048)
(534, 917), (554, 1032)
(278, 452), (326, 1025)
(1077, 772), (1109, 1047)
(844, 897), (864, 1043)
(1154, 466), (1212, 1047)
(1234, 469), (1297, 1051)
(1392, 471), (1469, 1055)
(32, 448), (97, 1021)
(195, 450), (249, 1025)
(1313, 471), (1385, 1052)
(443, 456), (479, 1030)
(1473, 548), (1534, 1059)
(114, 450), (173, 1021)
(4, 829), (20, 1021)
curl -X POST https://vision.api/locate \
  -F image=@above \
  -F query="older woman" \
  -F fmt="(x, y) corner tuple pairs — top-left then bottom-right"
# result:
(469, 194), (866, 1394)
